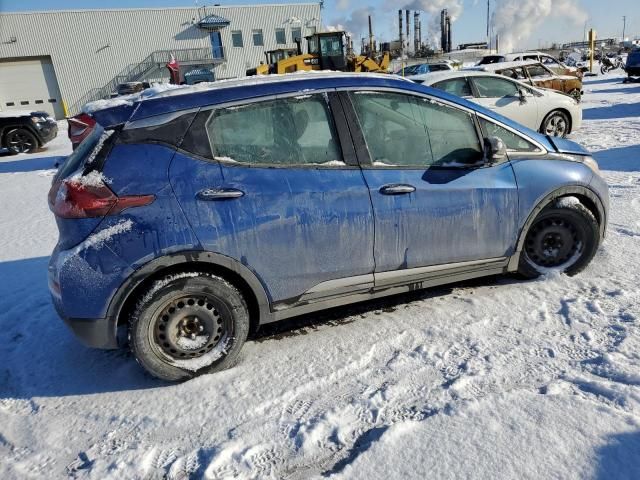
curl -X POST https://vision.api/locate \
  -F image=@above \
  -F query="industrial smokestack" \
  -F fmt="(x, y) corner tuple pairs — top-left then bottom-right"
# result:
(406, 10), (410, 52)
(440, 9), (447, 52)
(399, 10), (404, 55)
(368, 15), (374, 54)
(446, 15), (451, 52)
(417, 18), (421, 52)
(414, 11), (420, 53)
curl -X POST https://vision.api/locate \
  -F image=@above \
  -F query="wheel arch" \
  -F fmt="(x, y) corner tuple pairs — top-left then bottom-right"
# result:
(540, 108), (573, 135)
(507, 185), (606, 271)
(0, 123), (41, 147)
(107, 251), (274, 346)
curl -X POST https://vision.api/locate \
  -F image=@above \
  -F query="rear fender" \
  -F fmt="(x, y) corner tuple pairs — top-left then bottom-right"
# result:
(105, 251), (273, 344)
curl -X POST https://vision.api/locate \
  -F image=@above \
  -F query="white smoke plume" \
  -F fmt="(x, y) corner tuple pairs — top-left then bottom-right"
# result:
(492, 0), (588, 52)
(332, 6), (375, 39)
(385, 0), (464, 47)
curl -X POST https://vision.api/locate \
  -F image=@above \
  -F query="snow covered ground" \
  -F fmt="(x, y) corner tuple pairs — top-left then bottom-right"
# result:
(1, 73), (639, 479)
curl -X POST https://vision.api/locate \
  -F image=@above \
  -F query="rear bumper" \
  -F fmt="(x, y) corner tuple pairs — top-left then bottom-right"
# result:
(48, 241), (133, 350)
(61, 314), (118, 349)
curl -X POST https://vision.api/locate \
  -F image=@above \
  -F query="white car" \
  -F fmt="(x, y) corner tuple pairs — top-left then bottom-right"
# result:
(413, 70), (582, 138)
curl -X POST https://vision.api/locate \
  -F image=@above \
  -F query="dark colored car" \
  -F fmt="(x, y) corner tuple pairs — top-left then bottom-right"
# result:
(625, 49), (640, 80)
(0, 110), (58, 154)
(48, 73), (608, 381)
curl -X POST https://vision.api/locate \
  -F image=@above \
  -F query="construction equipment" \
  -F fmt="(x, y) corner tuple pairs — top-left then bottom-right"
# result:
(246, 31), (390, 76)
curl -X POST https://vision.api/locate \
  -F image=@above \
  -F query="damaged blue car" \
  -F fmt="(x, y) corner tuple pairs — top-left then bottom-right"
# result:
(48, 72), (608, 381)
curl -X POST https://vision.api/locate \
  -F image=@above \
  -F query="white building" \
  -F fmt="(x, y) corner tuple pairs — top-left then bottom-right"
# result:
(0, 3), (322, 118)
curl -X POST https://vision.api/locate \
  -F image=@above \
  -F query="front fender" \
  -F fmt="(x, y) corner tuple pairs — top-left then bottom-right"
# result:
(507, 184), (607, 271)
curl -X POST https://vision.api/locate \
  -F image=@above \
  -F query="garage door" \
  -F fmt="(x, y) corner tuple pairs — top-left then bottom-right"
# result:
(0, 57), (65, 119)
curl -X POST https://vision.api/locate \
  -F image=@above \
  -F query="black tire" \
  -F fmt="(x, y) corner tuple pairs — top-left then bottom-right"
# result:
(518, 199), (599, 279)
(600, 65), (607, 75)
(129, 272), (250, 381)
(540, 110), (570, 138)
(568, 88), (581, 103)
(4, 128), (39, 154)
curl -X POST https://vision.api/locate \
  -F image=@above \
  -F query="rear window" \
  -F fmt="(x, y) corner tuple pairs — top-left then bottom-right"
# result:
(55, 124), (105, 181)
(478, 56), (505, 65)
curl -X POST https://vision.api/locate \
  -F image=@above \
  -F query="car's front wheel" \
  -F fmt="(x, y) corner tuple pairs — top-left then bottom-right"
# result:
(129, 272), (249, 381)
(4, 128), (38, 154)
(540, 110), (570, 138)
(518, 199), (599, 278)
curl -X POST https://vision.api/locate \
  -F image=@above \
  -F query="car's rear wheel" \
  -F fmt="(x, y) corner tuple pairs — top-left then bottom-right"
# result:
(540, 110), (570, 138)
(518, 200), (599, 278)
(129, 272), (249, 381)
(4, 128), (38, 154)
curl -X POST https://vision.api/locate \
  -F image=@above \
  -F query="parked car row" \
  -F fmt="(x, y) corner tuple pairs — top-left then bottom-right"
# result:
(48, 72), (608, 381)
(417, 70), (581, 138)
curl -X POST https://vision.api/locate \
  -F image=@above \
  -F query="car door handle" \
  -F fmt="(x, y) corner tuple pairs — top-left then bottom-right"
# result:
(197, 188), (244, 200)
(379, 184), (415, 195)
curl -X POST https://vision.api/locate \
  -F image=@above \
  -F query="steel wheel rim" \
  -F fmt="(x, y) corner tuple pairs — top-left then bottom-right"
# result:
(524, 216), (583, 268)
(545, 115), (567, 137)
(8, 131), (35, 153)
(150, 294), (231, 362)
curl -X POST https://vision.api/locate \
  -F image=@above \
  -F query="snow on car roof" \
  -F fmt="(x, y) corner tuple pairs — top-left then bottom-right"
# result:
(82, 71), (407, 113)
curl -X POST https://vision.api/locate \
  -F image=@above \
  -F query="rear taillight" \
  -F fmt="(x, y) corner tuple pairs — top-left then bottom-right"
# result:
(48, 177), (155, 219)
(67, 113), (96, 139)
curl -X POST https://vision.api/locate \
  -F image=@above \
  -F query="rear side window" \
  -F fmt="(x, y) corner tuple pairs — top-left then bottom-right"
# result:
(526, 65), (553, 78)
(473, 77), (519, 97)
(349, 91), (482, 167)
(433, 78), (472, 97)
(205, 94), (343, 166)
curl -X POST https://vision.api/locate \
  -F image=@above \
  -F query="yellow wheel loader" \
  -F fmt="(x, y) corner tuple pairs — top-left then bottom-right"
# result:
(246, 31), (390, 76)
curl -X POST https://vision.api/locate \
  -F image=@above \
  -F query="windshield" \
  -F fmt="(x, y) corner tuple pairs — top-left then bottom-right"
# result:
(319, 35), (343, 56)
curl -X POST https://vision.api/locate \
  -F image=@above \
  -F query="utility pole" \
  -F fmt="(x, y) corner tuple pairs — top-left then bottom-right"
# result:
(622, 16), (626, 41)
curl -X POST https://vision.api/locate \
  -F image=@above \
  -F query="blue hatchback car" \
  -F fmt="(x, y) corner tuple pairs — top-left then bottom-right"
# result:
(48, 73), (608, 381)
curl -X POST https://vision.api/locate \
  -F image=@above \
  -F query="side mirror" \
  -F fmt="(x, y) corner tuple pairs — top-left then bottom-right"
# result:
(518, 88), (527, 104)
(484, 136), (507, 164)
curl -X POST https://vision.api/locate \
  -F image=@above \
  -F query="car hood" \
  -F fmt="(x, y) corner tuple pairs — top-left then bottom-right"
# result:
(547, 136), (590, 156)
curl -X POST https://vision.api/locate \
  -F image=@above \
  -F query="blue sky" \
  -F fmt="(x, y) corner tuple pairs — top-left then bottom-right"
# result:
(0, 0), (636, 49)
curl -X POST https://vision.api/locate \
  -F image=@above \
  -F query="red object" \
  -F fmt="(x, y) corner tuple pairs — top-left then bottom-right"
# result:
(166, 54), (181, 84)
(49, 177), (155, 219)
(67, 113), (97, 150)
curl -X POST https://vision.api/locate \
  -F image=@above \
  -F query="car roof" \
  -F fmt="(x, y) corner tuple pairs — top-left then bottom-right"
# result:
(473, 60), (544, 71)
(127, 72), (420, 119)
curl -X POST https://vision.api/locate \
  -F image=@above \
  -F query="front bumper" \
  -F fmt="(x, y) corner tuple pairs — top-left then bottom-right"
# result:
(37, 121), (58, 146)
